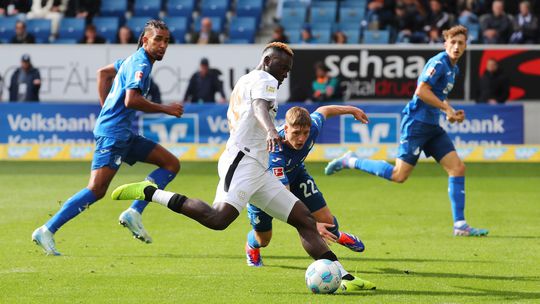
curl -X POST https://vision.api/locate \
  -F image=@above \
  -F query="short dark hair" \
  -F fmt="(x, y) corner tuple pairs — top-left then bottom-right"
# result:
(137, 19), (169, 49)
(263, 42), (294, 57)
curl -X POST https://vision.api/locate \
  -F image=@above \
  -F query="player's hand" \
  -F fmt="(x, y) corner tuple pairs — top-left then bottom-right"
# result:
(455, 109), (465, 123)
(445, 107), (458, 123)
(316, 222), (338, 242)
(164, 103), (184, 117)
(266, 129), (282, 152)
(352, 108), (369, 124)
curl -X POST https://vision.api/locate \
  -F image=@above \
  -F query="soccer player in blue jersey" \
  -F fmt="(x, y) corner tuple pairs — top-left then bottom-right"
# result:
(32, 20), (184, 255)
(245, 105), (369, 267)
(325, 25), (488, 237)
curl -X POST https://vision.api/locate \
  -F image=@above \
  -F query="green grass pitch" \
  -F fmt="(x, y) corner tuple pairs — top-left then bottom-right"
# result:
(1, 161), (539, 303)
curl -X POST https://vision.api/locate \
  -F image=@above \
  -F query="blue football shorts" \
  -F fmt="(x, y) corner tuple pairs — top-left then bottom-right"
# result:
(397, 116), (456, 166)
(247, 169), (327, 232)
(91, 134), (157, 170)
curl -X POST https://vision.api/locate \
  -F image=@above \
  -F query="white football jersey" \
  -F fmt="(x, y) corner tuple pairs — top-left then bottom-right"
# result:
(226, 69), (279, 166)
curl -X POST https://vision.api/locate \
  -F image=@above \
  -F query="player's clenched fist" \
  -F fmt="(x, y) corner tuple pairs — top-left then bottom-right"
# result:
(165, 103), (184, 117)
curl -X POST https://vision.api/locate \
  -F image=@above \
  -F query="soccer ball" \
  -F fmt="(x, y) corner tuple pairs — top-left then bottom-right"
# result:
(305, 259), (342, 294)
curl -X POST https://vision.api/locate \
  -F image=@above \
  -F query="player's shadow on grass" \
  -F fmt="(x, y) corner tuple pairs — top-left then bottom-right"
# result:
(362, 268), (540, 282)
(488, 235), (540, 239)
(264, 255), (493, 264)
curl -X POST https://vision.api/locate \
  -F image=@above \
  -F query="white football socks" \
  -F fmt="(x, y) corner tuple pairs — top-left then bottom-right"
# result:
(151, 189), (175, 207)
(333, 260), (350, 278)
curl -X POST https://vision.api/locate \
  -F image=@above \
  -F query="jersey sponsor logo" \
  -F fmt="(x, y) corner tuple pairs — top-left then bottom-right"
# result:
(135, 71), (144, 80)
(272, 167), (285, 178)
(265, 85), (276, 93)
(271, 157), (282, 162)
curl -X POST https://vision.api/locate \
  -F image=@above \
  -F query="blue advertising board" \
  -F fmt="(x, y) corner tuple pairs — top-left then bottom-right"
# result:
(0, 103), (524, 145)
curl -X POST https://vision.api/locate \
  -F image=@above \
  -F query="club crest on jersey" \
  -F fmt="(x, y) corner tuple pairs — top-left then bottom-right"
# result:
(135, 71), (144, 80)
(272, 167), (285, 179)
(425, 67), (436, 77)
(265, 85), (276, 93)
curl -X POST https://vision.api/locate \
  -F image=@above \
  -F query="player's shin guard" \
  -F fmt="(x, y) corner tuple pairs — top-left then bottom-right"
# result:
(130, 168), (176, 214)
(448, 176), (465, 223)
(354, 159), (394, 181)
(45, 188), (97, 233)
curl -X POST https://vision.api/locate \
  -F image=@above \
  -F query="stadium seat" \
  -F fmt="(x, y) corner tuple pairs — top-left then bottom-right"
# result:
(310, 6), (337, 23)
(200, 0), (229, 17)
(334, 21), (361, 31)
(26, 19), (51, 43)
(53, 38), (78, 44)
(126, 17), (152, 37)
(57, 18), (85, 40)
(236, 0), (264, 25)
(0, 17), (17, 43)
(100, 0), (127, 18)
(133, 0), (162, 19)
(167, 0), (195, 17)
(310, 22), (332, 31)
(342, 29), (360, 44)
(93, 17), (120, 43)
(466, 23), (480, 43)
(363, 29), (390, 44)
(341, 0), (366, 7)
(228, 16), (256, 43)
(287, 29), (301, 43)
(225, 38), (251, 44)
(163, 16), (188, 43)
(281, 6), (307, 25)
(283, 0), (309, 8)
(193, 16), (224, 32)
(339, 6), (365, 23)
(311, 28), (331, 44)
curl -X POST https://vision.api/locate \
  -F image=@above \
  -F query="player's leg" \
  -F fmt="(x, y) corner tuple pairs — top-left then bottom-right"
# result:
(312, 207), (365, 253)
(32, 136), (122, 255)
(325, 150), (395, 180)
(426, 129), (488, 236)
(245, 204), (273, 267)
(119, 139), (179, 243)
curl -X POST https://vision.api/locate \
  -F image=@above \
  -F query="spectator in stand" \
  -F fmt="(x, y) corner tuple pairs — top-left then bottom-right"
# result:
(300, 24), (314, 44)
(393, 2), (426, 43)
(9, 54), (41, 102)
(510, 1), (538, 43)
(332, 30), (347, 44)
(190, 17), (220, 44)
(78, 24), (105, 44)
(10, 21), (35, 44)
(0, 0), (32, 17)
(364, 0), (395, 30)
(427, 27), (444, 43)
(117, 26), (137, 44)
(65, 0), (101, 24)
(424, 0), (454, 34)
(311, 62), (339, 102)
(184, 58), (226, 103)
(27, 0), (69, 36)
(480, 0), (514, 44)
(477, 58), (510, 104)
(269, 25), (289, 43)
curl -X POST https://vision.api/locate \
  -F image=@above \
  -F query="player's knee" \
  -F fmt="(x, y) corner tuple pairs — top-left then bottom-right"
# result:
(259, 238), (271, 247)
(393, 174), (409, 184)
(164, 158), (180, 174)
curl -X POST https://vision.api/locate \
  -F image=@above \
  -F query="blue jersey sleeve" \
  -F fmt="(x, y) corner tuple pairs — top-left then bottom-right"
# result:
(309, 112), (325, 140)
(418, 59), (444, 87)
(268, 152), (289, 186)
(123, 58), (151, 92)
(113, 59), (124, 71)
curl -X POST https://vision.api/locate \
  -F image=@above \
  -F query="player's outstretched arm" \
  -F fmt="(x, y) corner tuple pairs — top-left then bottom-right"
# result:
(125, 89), (184, 117)
(253, 98), (281, 152)
(97, 64), (117, 106)
(316, 105), (369, 123)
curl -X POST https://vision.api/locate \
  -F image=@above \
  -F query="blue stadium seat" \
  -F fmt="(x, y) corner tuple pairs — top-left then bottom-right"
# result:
(287, 29), (301, 43)
(466, 23), (480, 43)
(236, 0), (263, 25)
(342, 29), (360, 44)
(311, 28), (331, 44)
(163, 17), (188, 43)
(228, 16), (256, 43)
(126, 17), (152, 37)
(26, 19), (51, 43)
(53, 38), (78, 44)
(0, 17), (17, 43)
(311, 0), (337, 9)
(193, 16), (224, 32)
(281, 6), (307, 24)
(93, 17), (119, 43)
(363, 29), (390, 44)
(133, 0), (162, 18)
(310, 22), (332, 31)
(200, 0), (229, 17)
(334, 21), (361, 31)
(310, 6), (337, 23)
(280, 19), (304, 33)
(283, 0), (309, 8)
(57, 18), (85, 40)
(167, 0), (195, 17)
(341, 0), (366, 7)
(100, 0), (127, 18)
(225, 38), (251, 44)
(339, 6), (365, 23)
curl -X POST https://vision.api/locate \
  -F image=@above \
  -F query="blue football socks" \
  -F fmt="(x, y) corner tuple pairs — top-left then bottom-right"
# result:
(130, 168), (176, 214)
(354, 159), (394, 181)
(328, 216), (340, 238)
(247, 230), (261, 249)
(45, 188), (97, 233)
(448, 176), (466, 222)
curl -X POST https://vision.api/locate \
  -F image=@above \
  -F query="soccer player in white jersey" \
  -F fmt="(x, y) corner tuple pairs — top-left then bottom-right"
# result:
(111, 42), (375, 291)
